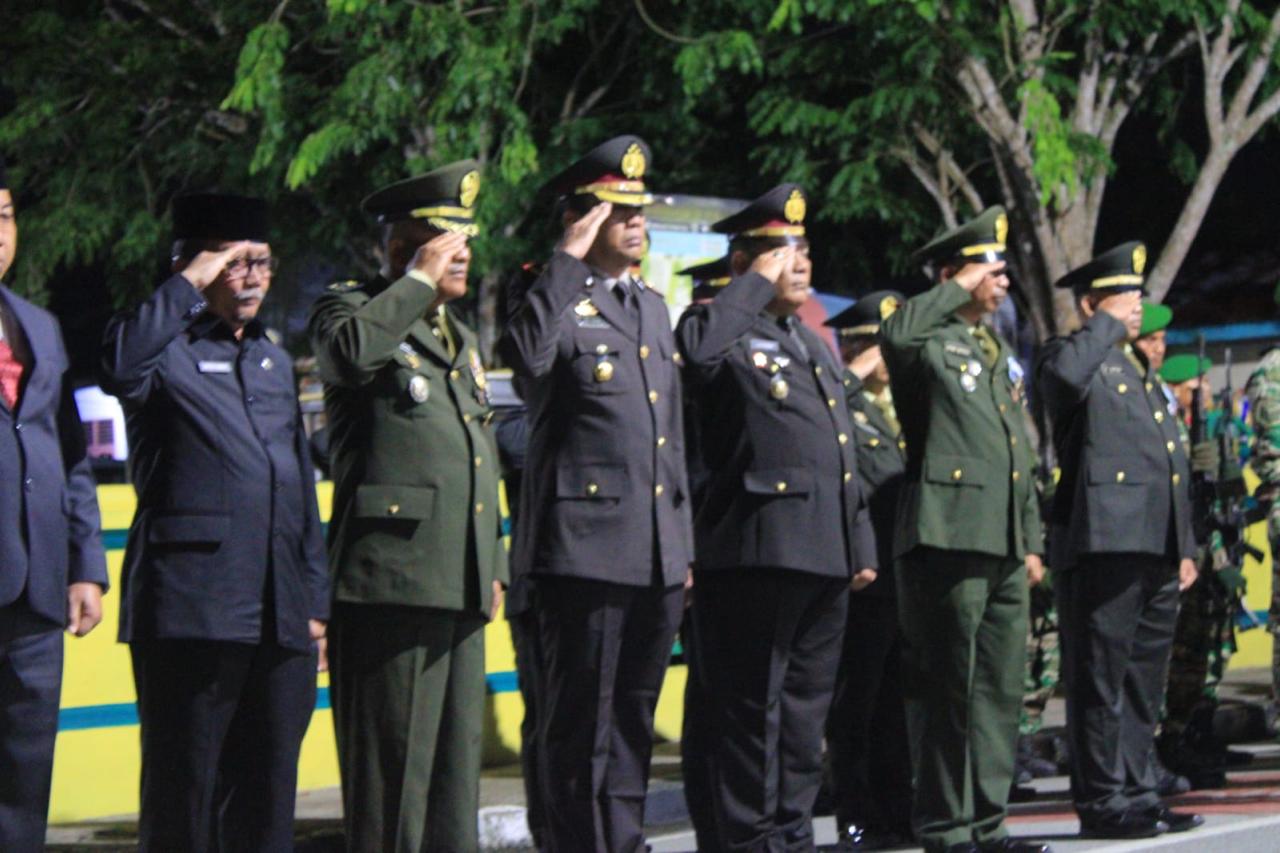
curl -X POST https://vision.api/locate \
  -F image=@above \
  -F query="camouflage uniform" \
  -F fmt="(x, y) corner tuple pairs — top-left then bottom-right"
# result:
(1246, 348), (1280, 709)
(1019, 582), (1059, 737)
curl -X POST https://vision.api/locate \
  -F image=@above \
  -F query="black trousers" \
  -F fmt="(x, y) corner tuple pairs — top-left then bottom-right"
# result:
(1056, 555), (1179, 823)
(692, 569), (849, 853)
(679, 608), (718, 851)
(536, 576), (683, 853)
(509, 607), (547, 849)
(131, 637), (316, 853)
(825, 594), (912, 835)
(0, 603), (63, 853)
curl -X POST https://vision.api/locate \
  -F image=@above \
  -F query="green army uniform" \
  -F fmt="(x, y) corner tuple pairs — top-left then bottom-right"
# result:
(309, 161), (508, 853)
(1246, 348), (1280, 719)
(881, 207), (1043, 853)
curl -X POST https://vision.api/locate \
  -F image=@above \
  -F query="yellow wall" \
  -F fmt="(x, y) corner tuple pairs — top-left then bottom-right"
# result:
(51, 484), (689, 822)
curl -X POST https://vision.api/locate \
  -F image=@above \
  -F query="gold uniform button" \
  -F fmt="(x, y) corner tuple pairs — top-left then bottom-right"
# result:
(815, 366), (823, 375)
(462, 413), (472, 423)
(776, 481), (788, 492)
(587, 483), (599, 496)
(1116, 471), (1126, 483)
(869, 438), (880, 447)
(640, 345), (650, 359)
(838, 433), (848, 445)
(595, 344), (608, 355)
(951, 469), (963, 481)
(648, 390), (659, 403)
(654, 484), (665, 497)
(999, 403), (1008, 413)
(450, 369), (460, 380)
(828, 397), (837, 408)
(475, 502), (484, 514)
(898, 439), (907, 450)
(1117, 383), (1128, 394)
(843, 472), (852, 483)
(1146, 382), (1154, 392)
(1012, 471), (1021, 482)
(1166, 440), (1176, 453)
(657, 436), (667, 447)
(1154, 411), (1165, 423)
(474, 456), (483, 468)
(1010, 436), (1017, 446)
(387, 504), (400, 516)
(1172, 473), (1181, 485)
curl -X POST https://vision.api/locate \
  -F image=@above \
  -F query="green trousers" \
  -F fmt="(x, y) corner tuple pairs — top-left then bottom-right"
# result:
(897, 549), (1027, 852)
(329, 603), (486, 853)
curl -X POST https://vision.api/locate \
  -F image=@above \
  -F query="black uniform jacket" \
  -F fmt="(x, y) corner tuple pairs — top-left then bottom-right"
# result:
(99, 274), (328, 652)
(0, 286), (108, 623)
(499, 251), (693, 587)
(1035, 311), (1195, 570)
(675, 272), (876, 578)
(843, 372), (905, 597)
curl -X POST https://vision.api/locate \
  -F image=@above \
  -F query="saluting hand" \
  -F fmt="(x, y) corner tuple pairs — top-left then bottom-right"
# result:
(181, 242), (251, 290)
(410, 231), (470, 286)
(749, 245), (795, 284)
(66, 582), (103, 638)
(952, 260), (1007, 293)
(557, 203), (613, 259)
(848, 345), (884, 381)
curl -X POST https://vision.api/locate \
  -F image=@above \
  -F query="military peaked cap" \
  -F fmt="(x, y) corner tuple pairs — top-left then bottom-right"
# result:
(362, 159), (482, 236)
(1160, 353), (1212, 384)
(914, 206), (1008, 268)
(1055, 241), (1147, 295)
(824, 290), (906, 337)
(680, 255), (732, 301)
(712, 183), (808, 241)
(172, 193), (269, 242)
(1138, 302), (1172, 337)
(544, 135), (654, 207)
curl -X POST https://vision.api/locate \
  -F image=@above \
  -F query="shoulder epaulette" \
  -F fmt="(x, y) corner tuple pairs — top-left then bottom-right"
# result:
(327, 279), (363, 293)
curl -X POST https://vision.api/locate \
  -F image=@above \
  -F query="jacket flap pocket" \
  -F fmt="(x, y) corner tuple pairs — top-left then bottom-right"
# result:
(742, 467), (813, 496)
(1087, 456), (1148, 485)
(354, 484), (436, 519)
(148, 514), (229, 544)
(556, 464), (626, 499)
(924, 454), (991, 486)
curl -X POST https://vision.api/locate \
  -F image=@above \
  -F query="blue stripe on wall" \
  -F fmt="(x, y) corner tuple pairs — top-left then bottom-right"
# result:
(58, 674), (521, 734)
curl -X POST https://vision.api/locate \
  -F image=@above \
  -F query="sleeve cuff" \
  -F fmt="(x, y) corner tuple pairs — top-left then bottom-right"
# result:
(406, 269), (436, 288)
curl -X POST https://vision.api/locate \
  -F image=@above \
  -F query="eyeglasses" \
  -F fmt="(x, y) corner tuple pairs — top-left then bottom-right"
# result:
(225, 257), (279, 277)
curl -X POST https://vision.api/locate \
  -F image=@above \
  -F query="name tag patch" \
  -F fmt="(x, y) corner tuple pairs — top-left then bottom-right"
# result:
(197, 360), (233, 374)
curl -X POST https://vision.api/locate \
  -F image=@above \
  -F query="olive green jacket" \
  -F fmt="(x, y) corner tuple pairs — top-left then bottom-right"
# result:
(309, 273), (508, 618)
(881, 280), (1042, 560)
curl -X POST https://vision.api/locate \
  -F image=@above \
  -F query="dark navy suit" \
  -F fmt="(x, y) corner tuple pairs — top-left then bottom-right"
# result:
(0, 285), (108, 853)
(99, 274), (328, 852)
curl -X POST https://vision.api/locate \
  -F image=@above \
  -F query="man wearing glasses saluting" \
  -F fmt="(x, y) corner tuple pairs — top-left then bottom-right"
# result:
(99, 193), (329, 853)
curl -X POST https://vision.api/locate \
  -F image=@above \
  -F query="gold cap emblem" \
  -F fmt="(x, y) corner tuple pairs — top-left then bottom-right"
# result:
(621, 143), (646, 179)
(1133, 244), (1147, 275)
(995, 213), (1008, 246)
(879, 296), (901, 320)
(459, 170), (480, 209)
(784, 189), (806, 224)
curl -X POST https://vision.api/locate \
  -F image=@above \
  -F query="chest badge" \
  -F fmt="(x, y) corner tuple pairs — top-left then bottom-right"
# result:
(260, 356), (274, 371)
(398, 342), (421, 369)
(408, 375), (430, 403)
(853, 410), (869, 424)
(770, 376), (790, 400)
(960, 373), (978, 393)
(574, 299), (599, 318)
(593, 343), (615, 382)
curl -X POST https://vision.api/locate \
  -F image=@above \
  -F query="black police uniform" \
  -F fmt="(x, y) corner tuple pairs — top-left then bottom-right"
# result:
(1035, 243), (1196, 834)
(823, 292), (914, 844)
(0, 273), (108, 853)
(676, 184), (876, 851)
(98, 195), (328, 852)
(498, 136), (693, 853)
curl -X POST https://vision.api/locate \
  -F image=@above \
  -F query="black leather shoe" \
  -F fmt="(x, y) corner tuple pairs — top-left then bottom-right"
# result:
(1144, 806), (1204, 833)
(1079, 810), (1167, 839)
(831, 823), (911, 850)
(978, 839), (1053, 852)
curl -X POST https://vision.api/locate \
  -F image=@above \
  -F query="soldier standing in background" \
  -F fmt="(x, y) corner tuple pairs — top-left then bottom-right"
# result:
(881, 207), (1047, 853)
(1246, 342), (1280, 730)
(823, 291), (915, 850)
(499, 136), (693, 853)
(1036, 244), (1202, 840)
(309, 161), (508, 852)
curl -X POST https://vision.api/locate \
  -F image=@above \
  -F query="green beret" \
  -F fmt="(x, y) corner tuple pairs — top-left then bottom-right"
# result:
(1138, 302), (1172, 337)
(1160, 353), (1212, 384)
(362, 159), (482, 236)
(913, 206), (1008, 268)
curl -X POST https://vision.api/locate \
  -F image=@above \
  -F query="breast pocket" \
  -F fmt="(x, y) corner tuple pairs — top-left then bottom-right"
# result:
(571, 332), (631, 395)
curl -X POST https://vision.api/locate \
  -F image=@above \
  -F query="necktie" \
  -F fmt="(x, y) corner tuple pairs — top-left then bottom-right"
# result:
(869, 389), (901, 437)
(782, 317), (811, 364)
(435, 306), (457, 361)
(971, 325), (999, 369)
(0, 338), (22, 409)
(615, 278), (638, 317)
(1123, 343), (1147, 379)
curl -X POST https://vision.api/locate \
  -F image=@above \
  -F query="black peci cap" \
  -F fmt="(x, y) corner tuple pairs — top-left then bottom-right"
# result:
(172, 193), (269, 242)
(544, 135), (654, 207)
(362, 159), (482, 236)
(1054, 241), (1147, 296)
(712, 183), (808, 241)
